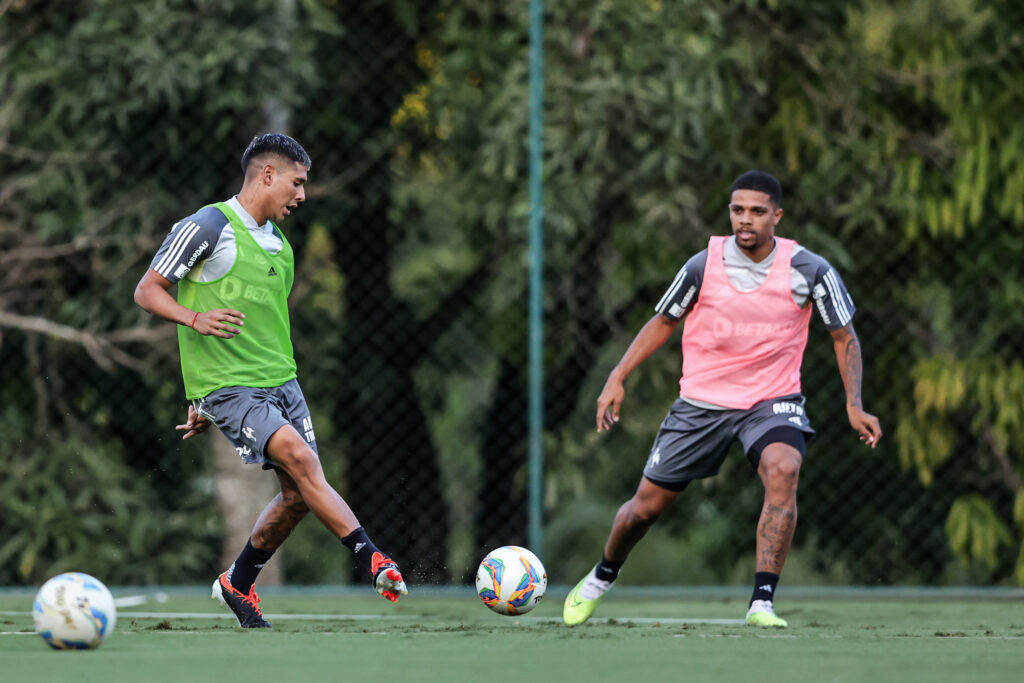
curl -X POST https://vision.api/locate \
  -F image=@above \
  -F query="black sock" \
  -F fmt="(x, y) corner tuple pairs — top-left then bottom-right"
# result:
(341, 526), (385, 575)
(751, 572), (779, 605)
(594, 556), (624, 583)
(227, 539), (274, 594)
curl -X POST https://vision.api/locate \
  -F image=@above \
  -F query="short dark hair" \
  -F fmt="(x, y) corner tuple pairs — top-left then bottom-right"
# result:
(241, 133), (311, 174)
(730, 170), (782, 206)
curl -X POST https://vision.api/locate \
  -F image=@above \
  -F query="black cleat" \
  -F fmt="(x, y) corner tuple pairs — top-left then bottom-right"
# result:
(211, 572), (271, 628)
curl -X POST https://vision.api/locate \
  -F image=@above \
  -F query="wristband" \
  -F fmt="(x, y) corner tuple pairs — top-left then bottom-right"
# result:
(190, 311), (199, 329)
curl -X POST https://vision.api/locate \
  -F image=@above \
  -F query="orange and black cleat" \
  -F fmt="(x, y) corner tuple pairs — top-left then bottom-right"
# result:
(371, 552), (409, 603)
(211, 572), (272, 628)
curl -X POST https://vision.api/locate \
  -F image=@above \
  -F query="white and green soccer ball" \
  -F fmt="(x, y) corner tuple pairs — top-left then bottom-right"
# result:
(33, 572), (117, 650)
(475, 545), (547, 616)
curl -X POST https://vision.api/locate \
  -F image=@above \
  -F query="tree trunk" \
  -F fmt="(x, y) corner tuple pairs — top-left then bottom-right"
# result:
(212, 430), (283, 585)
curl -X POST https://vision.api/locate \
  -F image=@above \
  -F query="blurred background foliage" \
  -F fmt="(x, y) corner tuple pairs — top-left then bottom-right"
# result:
(0, 0), (1021, 587)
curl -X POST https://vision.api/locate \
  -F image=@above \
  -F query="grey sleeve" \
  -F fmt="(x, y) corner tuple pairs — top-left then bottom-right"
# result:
(792, 249), (856, 331)
(148, 206), (226, 283)
(655, 250), (707, 321)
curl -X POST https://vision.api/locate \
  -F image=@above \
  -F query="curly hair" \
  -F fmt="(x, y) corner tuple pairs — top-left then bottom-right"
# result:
(730, 170), (782, 206)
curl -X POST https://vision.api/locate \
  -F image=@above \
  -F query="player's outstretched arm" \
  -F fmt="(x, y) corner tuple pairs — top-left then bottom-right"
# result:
(830, 322), (882, 448)
(597, 313), (680, 431)
(134, 268), (245, 339)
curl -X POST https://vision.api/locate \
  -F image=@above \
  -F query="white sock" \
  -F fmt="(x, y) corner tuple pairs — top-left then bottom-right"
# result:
(579, 571), (613, 600)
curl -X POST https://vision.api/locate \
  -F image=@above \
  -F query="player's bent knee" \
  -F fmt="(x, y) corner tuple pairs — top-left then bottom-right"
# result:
(760, 450), (801, 488)
(267, 428), (321, 477)
(766, 455), (801, 477)
(284, 451), (323, 483)
(628, 499), (664, 526)
(270, 445), (320, 483)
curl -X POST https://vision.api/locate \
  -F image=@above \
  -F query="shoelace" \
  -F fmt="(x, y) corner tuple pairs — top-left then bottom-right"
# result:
(223, 577), (264, 616)
(241, 587), (263, 615)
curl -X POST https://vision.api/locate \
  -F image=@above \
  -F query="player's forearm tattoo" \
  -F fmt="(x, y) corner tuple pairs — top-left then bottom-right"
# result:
(843, 335), (860, 405)
(757, 503), (797, 573)
(842, 336), (863, 408)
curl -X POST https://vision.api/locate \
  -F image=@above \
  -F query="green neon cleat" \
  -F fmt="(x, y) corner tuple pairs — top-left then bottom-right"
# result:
(745, 600), (788, 628)
(563, 567), (612, 626)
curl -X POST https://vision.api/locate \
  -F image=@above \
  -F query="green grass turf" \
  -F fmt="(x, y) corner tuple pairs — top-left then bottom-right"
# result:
(2, 589), (1022, 682)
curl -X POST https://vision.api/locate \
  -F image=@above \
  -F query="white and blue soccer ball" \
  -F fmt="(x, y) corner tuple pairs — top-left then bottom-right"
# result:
(475, 545), (547, 616)
(33, 572), (117, 650)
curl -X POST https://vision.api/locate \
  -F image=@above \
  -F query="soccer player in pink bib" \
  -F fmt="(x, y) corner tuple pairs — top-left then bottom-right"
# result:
(563, 171), (882, 628)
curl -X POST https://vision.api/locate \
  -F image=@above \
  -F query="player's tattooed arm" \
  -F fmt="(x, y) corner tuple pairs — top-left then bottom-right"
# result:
(830, 323), (883, 448)
(832, 323), (864, 407)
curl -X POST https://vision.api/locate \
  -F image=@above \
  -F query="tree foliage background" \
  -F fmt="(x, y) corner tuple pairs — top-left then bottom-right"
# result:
(1, 0), (1021, 587)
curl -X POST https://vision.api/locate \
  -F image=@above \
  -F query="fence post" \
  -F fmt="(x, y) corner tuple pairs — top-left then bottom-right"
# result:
(528, 0), (545, 558)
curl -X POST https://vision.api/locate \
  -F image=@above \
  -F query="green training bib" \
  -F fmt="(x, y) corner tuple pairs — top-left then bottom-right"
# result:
(176, 202), (296, 398)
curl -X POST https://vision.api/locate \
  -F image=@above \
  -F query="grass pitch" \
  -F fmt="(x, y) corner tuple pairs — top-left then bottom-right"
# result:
(2, 587), (1022, 682)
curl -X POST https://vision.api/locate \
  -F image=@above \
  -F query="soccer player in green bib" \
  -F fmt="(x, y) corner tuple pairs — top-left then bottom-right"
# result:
(134, 133), (407, 628)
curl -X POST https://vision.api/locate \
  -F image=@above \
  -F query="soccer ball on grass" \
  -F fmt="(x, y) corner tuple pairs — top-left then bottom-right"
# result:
(475, 545), (547, 615)
(33, 572), (117, 650)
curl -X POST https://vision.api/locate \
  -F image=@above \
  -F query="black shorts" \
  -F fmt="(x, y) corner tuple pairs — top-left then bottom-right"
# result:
(642, 394), (815, 490)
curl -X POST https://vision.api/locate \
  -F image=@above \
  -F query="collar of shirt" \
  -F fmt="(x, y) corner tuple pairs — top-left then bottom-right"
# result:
(226, 196), (274, 234)
(724, 235), (778, 274)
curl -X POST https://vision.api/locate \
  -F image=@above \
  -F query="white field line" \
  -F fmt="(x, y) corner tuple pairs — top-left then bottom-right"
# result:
(0, 610), (411, 621)
(0, 610), (742, 625)
(113, 593), (169, 608)
(581, 617), (745, 625)
(5, 593), (170, 610)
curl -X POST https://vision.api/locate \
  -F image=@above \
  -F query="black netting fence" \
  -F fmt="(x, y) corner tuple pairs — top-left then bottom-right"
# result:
(1, 0), (1022, 589)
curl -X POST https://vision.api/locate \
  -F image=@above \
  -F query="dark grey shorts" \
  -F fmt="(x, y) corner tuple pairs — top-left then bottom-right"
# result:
(642, 394), (815, 486)
(193, 378), (318, 468)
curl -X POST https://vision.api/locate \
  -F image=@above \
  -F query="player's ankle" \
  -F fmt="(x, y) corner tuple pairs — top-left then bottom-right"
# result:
(227, 539), (274, 594)
(750, 571), (779, 606)
(341, 526), (384, 577)
(594, 556), (624, 583)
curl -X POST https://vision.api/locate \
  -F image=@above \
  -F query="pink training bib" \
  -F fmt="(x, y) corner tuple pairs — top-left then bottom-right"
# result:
(678, 236), (812, 409)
